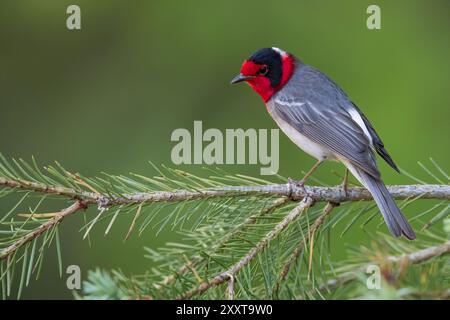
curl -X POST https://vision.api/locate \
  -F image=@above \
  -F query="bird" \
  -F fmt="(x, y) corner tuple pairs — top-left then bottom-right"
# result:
(230, 47), (415, 240)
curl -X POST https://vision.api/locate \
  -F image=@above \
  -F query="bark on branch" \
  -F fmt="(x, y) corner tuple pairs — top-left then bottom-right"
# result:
(1, 177), (449, 206)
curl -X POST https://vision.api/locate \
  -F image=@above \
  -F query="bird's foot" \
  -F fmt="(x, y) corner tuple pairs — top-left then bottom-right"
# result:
(338, 168), (349, 201)
(288, 177), (309, 199)
(339, 180), (348, 199)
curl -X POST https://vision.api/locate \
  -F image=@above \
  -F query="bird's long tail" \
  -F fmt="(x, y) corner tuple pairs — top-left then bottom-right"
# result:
(347, 164), (416, 240)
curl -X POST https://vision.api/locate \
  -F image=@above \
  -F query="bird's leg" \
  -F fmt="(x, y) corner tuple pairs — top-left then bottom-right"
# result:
(298, 160), (323, 186)
(288, 160), (323, 197)
(340, 168), (349, 198)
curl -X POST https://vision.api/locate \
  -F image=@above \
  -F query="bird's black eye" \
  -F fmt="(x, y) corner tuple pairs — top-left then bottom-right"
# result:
(258, 65), (268, 75)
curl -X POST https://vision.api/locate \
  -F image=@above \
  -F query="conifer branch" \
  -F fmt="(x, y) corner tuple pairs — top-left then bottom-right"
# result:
(1, 173), (448, 264)
(0, 155), (448, 300)
(1, 176), (448, 206)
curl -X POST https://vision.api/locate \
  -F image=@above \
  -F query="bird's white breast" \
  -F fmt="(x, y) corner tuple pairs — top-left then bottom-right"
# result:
(266, 102), (334, 161)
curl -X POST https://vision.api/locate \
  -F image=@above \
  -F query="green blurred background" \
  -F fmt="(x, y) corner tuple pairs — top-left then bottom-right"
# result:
(0, 0), (449, 299)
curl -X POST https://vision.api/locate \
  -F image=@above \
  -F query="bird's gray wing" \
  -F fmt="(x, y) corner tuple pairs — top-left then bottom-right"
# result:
(272, 96), (381, 179)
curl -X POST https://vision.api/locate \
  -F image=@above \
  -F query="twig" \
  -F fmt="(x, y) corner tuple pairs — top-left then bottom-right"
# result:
(0, 201), (85, 260)
(1, 177), (448, 206)
(183, 254), (203, 283)
(176, 197), (315, 299)
(274, 202), (337, 295)
(420, 203), (450, 231)
(388, 240), (450, 263)
(319, 240), (450, 293)
(226, 273), (234, 300)
(0, 177), (99, 201)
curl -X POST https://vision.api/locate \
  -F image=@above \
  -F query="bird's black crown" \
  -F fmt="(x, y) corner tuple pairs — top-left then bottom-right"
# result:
(248, 48), (283, 88)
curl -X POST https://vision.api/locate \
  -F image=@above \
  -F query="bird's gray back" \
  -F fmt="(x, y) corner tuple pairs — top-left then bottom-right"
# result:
(270, 62), (381, 179)
(276, 62), (351, 112)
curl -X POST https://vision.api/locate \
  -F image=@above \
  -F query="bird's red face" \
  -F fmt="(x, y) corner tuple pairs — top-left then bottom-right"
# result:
(231, 47), (295, 102)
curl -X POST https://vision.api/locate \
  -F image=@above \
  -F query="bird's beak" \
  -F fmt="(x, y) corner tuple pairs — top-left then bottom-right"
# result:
(230, 73), (253, 84)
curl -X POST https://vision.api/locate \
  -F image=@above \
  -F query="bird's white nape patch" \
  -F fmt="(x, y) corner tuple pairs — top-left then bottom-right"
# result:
(272, 47), (287, 57)
(347, 107), (373, 145)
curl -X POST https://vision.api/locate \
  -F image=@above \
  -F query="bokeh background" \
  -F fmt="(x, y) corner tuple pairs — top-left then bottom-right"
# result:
(0, 0), (449, 299)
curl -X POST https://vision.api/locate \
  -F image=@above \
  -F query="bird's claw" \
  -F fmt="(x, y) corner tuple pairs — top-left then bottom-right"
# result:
(341, 183), (348, 198)
(288, 177), (309, 199)
(339, 181), (348, 199)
